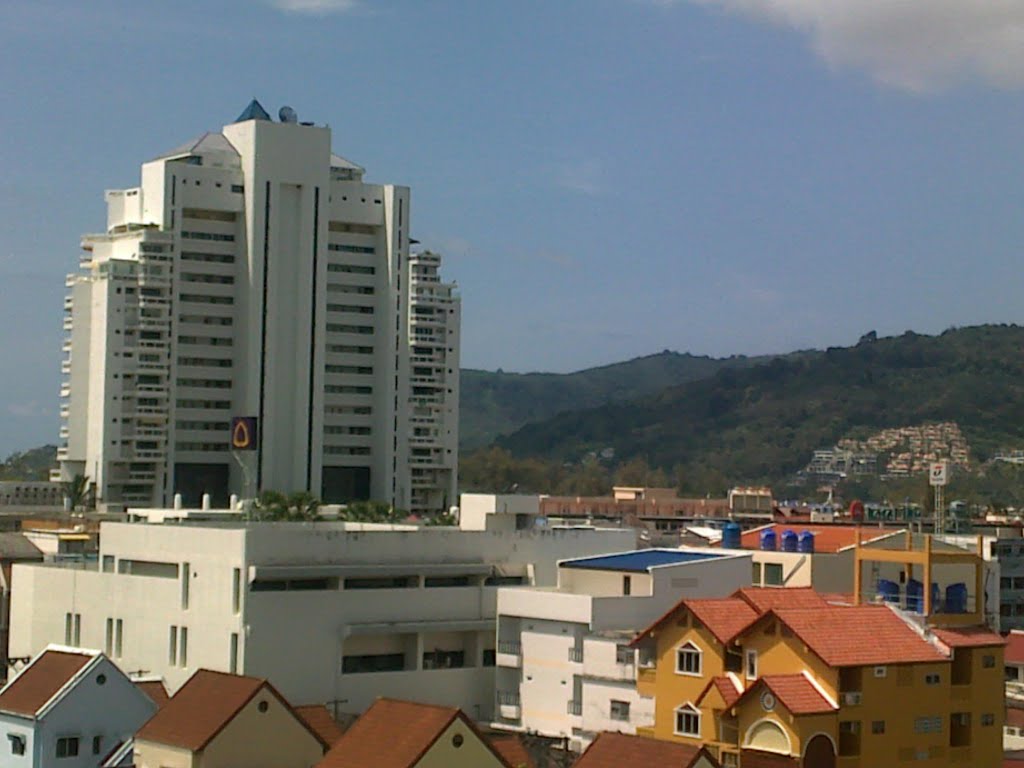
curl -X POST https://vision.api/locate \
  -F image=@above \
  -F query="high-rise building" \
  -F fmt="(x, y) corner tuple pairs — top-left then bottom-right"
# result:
(58, 100), (460, 514)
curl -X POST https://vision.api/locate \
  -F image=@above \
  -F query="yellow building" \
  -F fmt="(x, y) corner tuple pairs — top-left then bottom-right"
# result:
(633, 539), (1005, 768)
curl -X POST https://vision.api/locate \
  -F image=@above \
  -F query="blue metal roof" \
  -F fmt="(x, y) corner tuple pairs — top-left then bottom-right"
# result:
(561, 549), (723, 573)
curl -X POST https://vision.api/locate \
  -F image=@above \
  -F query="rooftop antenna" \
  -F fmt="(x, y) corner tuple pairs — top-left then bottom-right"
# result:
(279, 105), (298, 124)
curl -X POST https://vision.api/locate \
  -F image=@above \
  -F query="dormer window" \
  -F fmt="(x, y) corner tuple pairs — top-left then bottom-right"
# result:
(676, 641), (702, 676)
(674, 703), (702, 737)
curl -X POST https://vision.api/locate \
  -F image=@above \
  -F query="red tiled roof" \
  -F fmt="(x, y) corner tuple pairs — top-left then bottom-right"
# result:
(135, 679), (170, 709)
(317, 698), (511, 768)
(733, 587), (830, 613)
(688, 598), (761, 644)
(633, 596), (759, 646)
(737, 674), (836, 716)
(770, 606), (947, 666)
(733, 524), (901, 554)
(295, 705), (345, 747)
(741, 749), (799, 768)
(0, 650), (94, 717)
(697, 676), (742, 709)
(931, 626), (1005, 649)
(490, 735), (535, 768)
(1007, 630), (1024, 664)
(573, 732), (716, 768)
(136, 669), (326, 752)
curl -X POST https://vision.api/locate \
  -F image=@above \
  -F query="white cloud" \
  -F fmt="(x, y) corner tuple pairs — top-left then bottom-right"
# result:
(676, 0), (1024, 91)
(268, 0), (359, 15)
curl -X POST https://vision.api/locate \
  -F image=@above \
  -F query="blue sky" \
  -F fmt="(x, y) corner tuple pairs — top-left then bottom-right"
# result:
(2, 0), (1024, 454)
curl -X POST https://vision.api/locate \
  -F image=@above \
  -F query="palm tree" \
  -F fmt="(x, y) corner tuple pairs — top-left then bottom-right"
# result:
(63, 474), (90, 512)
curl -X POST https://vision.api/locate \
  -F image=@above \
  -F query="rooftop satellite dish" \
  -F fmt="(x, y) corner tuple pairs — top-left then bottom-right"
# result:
(279, 106), (298, 124)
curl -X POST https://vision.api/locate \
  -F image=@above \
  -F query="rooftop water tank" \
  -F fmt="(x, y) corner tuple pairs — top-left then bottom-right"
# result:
(760, 529), (777, 551)
(798, 531), (815, 554)
(945, 582), (968, 614)
(877, 579), (900, 604)
(906, 579), (923, 613)
(722, 522), (742, 550)
(781, 530), (799, 553)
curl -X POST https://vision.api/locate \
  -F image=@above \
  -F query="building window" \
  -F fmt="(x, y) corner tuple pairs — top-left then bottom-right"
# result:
(674, 704), (701, 737)
(341, 654), (405, 674)
(839, 721), (861, 757)
(623, 575), (631, 596)
(745, 650), (758, 680)
(925, 673), (940, 685)
(610, 700), (630, 721)
(982, 654), (996, 668)
(422, 650), (464, 669)
(981, 713), (995, 726)
(56, 737), (80, 758)
(676, 642), (702, 676)
(752, 562), (762, 584)
(914, 716), (942, 734)
(764, 563), (783, 586)
(871, 720), (885, 735)
(92, 736), (103, 755)
(8, 734), (26, 755)
(950, 712), (971, 747)
(873, 666), (887, 678)
(482, 649), (496, 667)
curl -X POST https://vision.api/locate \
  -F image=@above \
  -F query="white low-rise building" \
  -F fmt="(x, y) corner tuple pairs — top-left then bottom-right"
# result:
(493, 548), (752, 750)
(9, 518), (633, 721)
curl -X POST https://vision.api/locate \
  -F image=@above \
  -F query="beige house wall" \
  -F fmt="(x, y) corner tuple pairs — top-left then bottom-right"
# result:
(134, 741), (196, 768)
(200, 688), (325, 768)
(415, 719), (507, 768)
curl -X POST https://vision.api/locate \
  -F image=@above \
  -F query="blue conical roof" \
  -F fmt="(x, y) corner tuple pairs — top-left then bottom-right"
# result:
(235, 99), (271, 123)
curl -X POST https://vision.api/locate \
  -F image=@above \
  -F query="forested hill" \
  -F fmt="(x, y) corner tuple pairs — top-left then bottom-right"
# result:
(460, 350), (778, 449)
(492, 325), (1024, 486)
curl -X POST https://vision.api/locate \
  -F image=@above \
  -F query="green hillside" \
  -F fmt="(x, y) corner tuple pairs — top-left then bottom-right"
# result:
(460, 350), (776, 449)
(490, 325), (1024, 490)
(0, 445), (57, 481)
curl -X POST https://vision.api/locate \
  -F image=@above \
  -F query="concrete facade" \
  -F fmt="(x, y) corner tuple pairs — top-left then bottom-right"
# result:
(493, 549), (752, 750)
(58, 101), (459, 516)
(9, 520), (634, 720)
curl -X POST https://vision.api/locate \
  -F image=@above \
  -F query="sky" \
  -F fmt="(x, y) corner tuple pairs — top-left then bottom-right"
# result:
(2, 0), (1024, 455)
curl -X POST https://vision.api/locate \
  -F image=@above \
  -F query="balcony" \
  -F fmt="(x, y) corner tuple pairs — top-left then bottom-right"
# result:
(496, 641), (522, 668)
(568, 647), (583, 664)
(497, 690), (521, 720)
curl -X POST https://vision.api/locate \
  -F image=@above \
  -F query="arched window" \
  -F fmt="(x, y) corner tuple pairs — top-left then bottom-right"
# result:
(744, 719), (791, 754)
(674, 703), (701, 737)
(675, 641), (702, 676)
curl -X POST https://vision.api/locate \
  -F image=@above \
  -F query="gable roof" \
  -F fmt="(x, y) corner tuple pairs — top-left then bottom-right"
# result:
(735, 674), (836, 715)
(0, 648), (97, 717)
(295, 705), (345, 747)
(0, 532), (43, 561)
(634, 596), (759, 646)
(1008, 630), (1024, 664)
(768, 606), (947, 667)
(134, 678), (170, 709)
(136, 669), (327, 752)
(931, 626), (1005, 649)
(151, 131), (240, 162)
(573, 731), (718, 768)
(696, 675), (743, 709)
(317, 698), (511, 768)
(733, 587), (830, 613)
(490, 735), (535, 768)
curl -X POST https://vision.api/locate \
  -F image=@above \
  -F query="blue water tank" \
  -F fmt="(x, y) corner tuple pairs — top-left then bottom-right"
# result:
(760, 529), (777, 551)
(877, 579), (900, 604)
(906, 579), (923, 612)
(781, 530), (799, 553)
(798, 531), (815, 554)
(722, 522), (742, 550)
(945, 582), (968, 614)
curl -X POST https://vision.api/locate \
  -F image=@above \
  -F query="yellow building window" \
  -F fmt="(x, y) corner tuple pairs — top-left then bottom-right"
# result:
(674, 704), (701, 737)
(676, 642), (702, 676)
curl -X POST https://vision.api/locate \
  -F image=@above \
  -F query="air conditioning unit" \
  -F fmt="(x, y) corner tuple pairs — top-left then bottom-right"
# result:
(842, 692), (862, 706)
